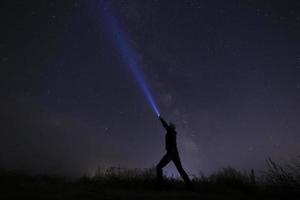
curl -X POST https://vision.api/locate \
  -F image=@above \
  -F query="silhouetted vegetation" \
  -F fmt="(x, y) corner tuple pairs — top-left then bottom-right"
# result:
(0, 158), (299, 199)
(262, 157), (300, 190)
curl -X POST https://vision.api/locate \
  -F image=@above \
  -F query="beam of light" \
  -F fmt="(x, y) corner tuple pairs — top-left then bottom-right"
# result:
(97, 1), (160, 117)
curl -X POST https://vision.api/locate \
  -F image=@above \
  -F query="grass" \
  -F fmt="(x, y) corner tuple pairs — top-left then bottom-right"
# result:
(262, 157), (300, 189)
(0, 158), (299, 199)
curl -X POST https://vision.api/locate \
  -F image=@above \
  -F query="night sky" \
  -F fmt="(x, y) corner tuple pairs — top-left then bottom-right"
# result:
(1, 0), (300, 177)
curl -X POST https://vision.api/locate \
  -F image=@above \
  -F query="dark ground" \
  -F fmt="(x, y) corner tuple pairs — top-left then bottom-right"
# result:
(1, 166), (299, 200)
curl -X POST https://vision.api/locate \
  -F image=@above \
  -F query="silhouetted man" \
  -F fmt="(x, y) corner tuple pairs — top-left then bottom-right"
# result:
(156, 116), (192, 185)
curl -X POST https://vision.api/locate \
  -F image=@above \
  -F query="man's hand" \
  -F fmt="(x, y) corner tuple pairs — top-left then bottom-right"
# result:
(159, 115), (169, 130)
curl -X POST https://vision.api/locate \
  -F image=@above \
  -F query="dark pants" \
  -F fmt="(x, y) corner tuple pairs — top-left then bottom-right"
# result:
(156, 152), (191, 184)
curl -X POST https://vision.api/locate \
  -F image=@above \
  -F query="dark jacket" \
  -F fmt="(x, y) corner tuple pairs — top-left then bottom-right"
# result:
(160, 117), (178, 154)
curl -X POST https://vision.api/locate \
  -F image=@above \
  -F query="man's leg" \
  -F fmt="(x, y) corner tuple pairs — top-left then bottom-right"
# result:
(156, 154), (171, 183)
(172, 153), (192, 185)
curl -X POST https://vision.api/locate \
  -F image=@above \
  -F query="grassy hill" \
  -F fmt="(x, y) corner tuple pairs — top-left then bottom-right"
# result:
(1, 159), (299, 199)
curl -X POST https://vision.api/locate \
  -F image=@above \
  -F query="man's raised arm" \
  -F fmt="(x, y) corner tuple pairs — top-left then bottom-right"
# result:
(159, 116), (169, 130)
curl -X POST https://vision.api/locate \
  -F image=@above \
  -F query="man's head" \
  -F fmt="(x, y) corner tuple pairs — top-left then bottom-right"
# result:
(169, 123), (176, 130)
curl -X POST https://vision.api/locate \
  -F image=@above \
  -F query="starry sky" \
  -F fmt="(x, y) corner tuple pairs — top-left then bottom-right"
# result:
(0, 0), (300, 177)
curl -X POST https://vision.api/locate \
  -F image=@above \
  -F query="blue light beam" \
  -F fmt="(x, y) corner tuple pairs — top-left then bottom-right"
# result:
(98, 1), (160, 117)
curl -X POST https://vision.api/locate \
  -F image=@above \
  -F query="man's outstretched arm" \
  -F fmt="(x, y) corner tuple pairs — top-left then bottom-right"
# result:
(159, 116), (169, 130)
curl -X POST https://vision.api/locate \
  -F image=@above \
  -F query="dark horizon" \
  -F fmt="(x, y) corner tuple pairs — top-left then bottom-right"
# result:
(0, 0), (299, 177)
